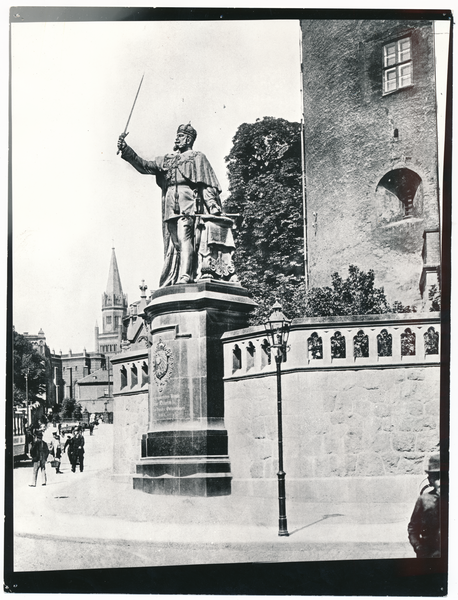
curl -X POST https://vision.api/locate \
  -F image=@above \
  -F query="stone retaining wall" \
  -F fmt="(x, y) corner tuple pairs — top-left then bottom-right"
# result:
(222, 313), (441, 503)
(112, 390), (148, 478)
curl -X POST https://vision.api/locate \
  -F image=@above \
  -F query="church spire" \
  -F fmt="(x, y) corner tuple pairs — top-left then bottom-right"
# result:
(106, 247), (123, 297)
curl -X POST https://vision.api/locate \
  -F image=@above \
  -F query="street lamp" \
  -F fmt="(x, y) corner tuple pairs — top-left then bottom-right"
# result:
(264, 301), (291, 537)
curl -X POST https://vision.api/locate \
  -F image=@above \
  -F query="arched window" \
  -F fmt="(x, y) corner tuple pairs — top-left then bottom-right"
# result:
(120, 366), (127, 389)
(401, 328), (416, 356)
(377, 329), (392, 357)
(353, 330), (369, 358)
(131, 364), (138, 387)
(261, 339), (271, 367)
(377, 168), (422, 219)
(232, 345), (242, 373)
(424, 327), (439, 355)
(246, 342), (255, 370)
(141, 361), (149, 386)
(331, 331), (346, 359)
(307, 332), (323, 359)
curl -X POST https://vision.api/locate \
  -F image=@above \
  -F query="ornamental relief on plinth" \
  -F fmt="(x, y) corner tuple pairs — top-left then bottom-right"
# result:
(153, 338), (174, 392)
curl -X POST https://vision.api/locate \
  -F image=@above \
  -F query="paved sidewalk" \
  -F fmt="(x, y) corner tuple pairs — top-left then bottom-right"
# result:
(13, 424), (415, 571)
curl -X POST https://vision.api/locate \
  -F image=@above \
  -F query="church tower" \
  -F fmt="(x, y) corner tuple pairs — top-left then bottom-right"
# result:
(95, 248), (128, 363)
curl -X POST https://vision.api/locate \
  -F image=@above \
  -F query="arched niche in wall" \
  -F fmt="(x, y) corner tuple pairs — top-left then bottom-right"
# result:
(375, 167), (423, 223)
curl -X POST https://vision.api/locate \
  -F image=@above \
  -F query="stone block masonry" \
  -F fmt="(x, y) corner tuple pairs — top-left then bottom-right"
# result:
(301, 19), (440, 307)
(222, 312), (440, 503)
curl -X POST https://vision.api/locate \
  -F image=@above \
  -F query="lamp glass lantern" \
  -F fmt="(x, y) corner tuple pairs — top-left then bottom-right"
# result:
(264, 301), (291, 352)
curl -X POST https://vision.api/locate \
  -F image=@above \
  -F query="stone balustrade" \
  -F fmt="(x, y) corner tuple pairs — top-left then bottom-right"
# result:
(111, 349), (149, 396)
(222, 312), (440, 379)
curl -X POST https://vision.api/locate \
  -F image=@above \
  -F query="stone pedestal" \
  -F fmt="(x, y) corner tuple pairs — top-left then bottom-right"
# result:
(133, 280), (256, 496)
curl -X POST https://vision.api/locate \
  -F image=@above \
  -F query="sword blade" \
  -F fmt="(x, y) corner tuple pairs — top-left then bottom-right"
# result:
(122, 73), (144, 135)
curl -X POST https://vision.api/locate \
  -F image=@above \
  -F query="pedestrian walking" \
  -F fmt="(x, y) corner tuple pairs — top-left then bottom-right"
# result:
(29, 431), (49, 487)
(64, 430), (76, 471)
(65, 427), (85, 472)
(51, 432), (64, 474)
(408, 453), (441, 558)
(73, 427), (85, 472)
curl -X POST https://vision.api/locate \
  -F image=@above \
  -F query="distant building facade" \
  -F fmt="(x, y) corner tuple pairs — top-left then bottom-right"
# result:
(75, 366), (112, 414)
(22, 331), (106, 412)
(55, 349), (106, 402)
(21, 249), (128, 415)
(301, 19), (441, 307)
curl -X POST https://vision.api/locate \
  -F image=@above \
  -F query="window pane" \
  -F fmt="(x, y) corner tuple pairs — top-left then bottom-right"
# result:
(399, 63), (412, 87)
(384, 43), (396, 67)
(384, 68), (397, 92)
(398, 38), (411, 63)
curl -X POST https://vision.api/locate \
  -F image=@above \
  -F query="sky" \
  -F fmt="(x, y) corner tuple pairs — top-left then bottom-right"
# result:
(10, 16), (451, 358)
(11, 19), (302, 353)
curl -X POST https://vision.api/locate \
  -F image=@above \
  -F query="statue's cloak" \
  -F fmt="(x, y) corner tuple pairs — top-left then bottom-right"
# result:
(154, 150), (222, 194)
(154, 151), (222, 287)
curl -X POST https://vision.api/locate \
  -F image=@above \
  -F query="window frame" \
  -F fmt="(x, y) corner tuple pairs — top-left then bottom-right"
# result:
(382, 36), (413, 95)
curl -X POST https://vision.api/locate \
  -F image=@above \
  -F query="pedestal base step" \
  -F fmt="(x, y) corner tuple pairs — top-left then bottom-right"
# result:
(134, 456), (232, 497)
(133, 472), (232, 497)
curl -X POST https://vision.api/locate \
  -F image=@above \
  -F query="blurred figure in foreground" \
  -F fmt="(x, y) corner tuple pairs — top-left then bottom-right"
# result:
(408, 453), (441, 558)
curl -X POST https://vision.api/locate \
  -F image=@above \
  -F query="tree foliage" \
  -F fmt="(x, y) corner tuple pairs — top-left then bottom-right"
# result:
(428, 285), (441, 312)
(224, 117), (304, 320)
(13, 328), (47, 407)
(223, 117), (421, 323)
(248, 265), (418, 325)
(301, 265), (392, 317)
(60, 397), (83, 420)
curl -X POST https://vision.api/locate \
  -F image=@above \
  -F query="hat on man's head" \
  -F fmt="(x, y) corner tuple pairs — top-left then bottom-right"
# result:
(177, 123), (197, 144)
(425, 453), (440, 473)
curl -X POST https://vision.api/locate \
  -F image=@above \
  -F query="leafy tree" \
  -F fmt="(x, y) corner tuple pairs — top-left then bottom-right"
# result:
(390, 301), (417, 314)
(249, 265), (419, 325)
(224, 116), (304, 320)
(428, 285), (441, 311)
(60, 397), (83, 420)
(13, 328), (47, 407)
(301, 265), (392, 317)
(73, 403), (83, 420)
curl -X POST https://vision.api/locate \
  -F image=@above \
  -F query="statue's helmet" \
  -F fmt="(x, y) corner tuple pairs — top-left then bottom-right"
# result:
(177, 123), (197, 145)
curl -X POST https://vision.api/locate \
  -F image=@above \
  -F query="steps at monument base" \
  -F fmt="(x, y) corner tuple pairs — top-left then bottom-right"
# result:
(133, 472), (232, 496)
(134, 456), (232, 496)
(136, 457), (231, 478)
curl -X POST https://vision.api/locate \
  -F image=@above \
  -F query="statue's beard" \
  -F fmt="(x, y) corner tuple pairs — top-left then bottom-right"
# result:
(173, 144), (179, 151)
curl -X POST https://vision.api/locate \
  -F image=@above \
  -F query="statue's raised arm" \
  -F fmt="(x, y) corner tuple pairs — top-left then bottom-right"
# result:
(118, 123), (237, 287)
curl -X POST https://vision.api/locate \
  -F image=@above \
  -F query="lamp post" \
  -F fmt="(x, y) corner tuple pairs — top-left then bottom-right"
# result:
(264, 301), (291, 537)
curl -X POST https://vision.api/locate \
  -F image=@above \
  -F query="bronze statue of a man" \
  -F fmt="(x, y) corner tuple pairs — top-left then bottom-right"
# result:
(118, 124), (236, 286)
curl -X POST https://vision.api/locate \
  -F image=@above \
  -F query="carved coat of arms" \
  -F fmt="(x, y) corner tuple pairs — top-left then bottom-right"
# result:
(153, 339), (173, 392)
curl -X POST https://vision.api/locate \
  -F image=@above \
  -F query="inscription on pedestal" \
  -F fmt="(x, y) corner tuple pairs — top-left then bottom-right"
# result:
(154, 394), (188, 421)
